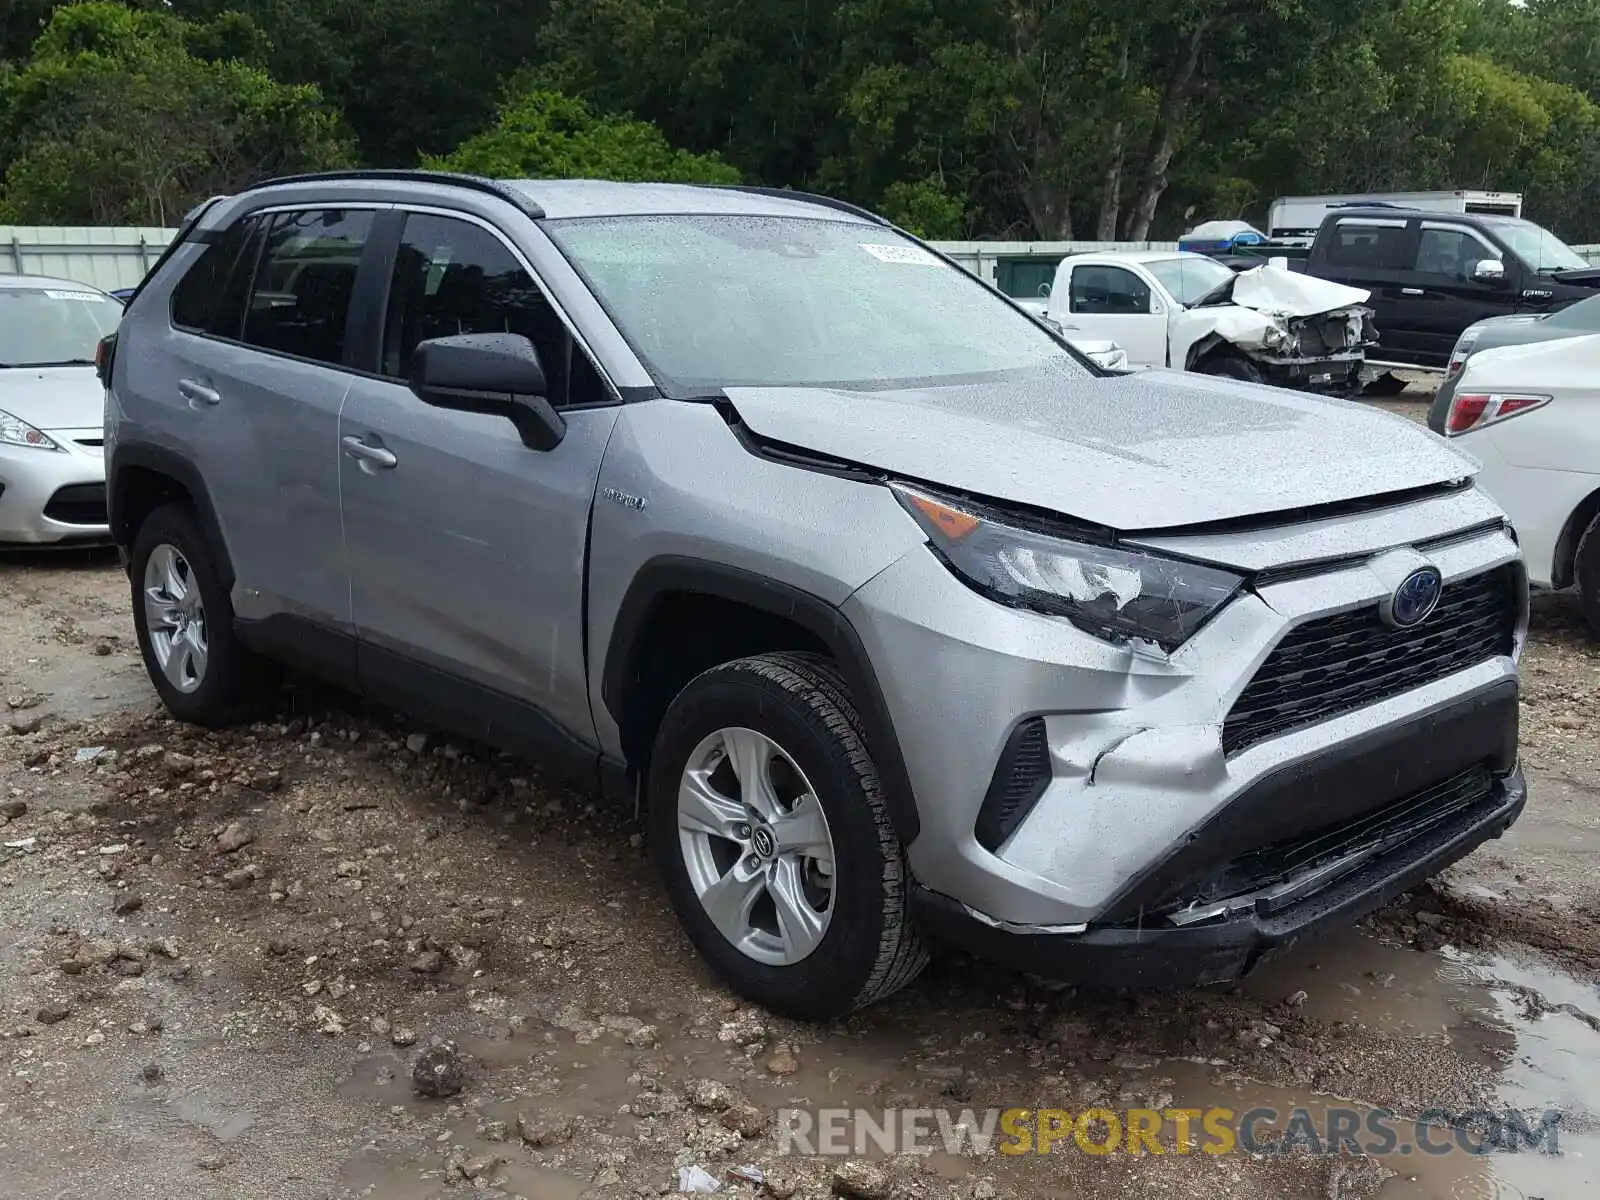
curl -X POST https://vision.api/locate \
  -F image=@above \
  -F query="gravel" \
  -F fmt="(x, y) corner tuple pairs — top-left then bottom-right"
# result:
(0, 507), (1597, 1199)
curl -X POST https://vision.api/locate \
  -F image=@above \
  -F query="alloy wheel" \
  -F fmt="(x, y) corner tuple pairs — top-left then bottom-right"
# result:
(143, 543), (209, 695)
(676, 726), (837, 966)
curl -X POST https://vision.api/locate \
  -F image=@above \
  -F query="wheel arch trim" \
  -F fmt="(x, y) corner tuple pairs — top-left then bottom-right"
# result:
(108, 442), (236, 592)
(601, 557), (922, 844)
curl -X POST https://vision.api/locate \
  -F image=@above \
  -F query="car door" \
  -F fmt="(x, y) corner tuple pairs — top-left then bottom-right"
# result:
(1062, 264), (1168, 366)
(337, 208), (622, 752)
(123, 206), (375, 664)
(1312, 217), (1415, 361)
(1400, 222), (1517, 368)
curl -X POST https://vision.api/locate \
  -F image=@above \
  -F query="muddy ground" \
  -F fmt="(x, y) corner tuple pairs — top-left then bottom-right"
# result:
(2, 394), (1599, 1200)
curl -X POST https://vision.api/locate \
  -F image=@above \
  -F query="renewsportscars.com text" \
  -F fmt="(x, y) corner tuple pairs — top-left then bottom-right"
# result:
(775, 1106), (1563, 1158)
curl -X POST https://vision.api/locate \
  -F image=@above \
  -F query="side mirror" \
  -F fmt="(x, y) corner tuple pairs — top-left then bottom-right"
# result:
(409, 333), (566, 452)
(1472, 258), (1507, 286)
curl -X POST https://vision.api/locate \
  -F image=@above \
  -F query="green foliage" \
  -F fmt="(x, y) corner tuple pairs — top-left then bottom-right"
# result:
(427, 86), (739, 184)
(8, 0), (1600, 239)
(0, 2), (351, 224)
(878, 179), (968, 239)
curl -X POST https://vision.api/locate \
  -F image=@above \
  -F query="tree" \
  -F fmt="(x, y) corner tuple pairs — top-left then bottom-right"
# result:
(0, 3), (351, 224)
(427, 85), (740, 183)
(172, 0), (553, 165)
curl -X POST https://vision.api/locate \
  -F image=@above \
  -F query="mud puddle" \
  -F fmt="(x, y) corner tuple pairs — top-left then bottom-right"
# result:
(1230, 931), (1600, 1197)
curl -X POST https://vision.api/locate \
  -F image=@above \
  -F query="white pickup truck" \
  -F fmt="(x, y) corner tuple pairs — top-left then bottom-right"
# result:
(1043, 250), (1378, 392)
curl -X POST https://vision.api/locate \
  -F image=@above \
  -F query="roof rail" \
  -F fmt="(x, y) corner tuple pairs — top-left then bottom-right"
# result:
(239, 169), (546, 219)
(711, 185), (887, 225)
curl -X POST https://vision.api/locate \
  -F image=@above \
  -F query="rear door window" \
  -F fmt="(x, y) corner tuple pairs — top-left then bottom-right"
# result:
(1325, 220), (1410, 270)
(239, 210), (374, 367)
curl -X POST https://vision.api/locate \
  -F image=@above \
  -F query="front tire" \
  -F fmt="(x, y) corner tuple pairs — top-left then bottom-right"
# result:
(129, 503), (275, 725)
(1198, 354), (1263, 384)
(648, 653), (927, 1019)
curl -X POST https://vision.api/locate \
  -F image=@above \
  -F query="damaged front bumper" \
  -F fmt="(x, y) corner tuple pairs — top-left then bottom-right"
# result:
(1251, 350), (1368, 394)
(842, 501), (1525, 980)
(912, 696), (1524, 990)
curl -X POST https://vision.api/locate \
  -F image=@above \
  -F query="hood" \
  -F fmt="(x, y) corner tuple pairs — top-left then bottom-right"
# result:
(1548, 266), (1600, 288)
(1201, 264), (1371, 318)
(724, 369), (1475, 531)
(0, 366), (105, 431)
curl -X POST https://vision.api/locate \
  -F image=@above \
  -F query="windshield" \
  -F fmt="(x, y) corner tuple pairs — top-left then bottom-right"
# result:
(1143, 256), (1236, 306)
(544, 215), (1087, 393)
(0, 287), (122, 367)
(1488, 219), (1589, 273)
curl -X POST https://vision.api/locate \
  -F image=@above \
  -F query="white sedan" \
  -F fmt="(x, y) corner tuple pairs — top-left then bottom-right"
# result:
(1443, 333), (1600, 629)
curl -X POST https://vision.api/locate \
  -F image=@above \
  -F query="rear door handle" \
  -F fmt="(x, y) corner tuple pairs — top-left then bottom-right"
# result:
(342, 435), (398, 470)
(178, 378), (220, 407)
(1400, 288), (1425, 296)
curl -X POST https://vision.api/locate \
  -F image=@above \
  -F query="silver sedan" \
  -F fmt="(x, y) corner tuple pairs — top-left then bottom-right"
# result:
(0, 276), (123, 544)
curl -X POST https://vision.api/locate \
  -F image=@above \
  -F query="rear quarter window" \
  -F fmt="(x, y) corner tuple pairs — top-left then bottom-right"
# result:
(171, 217), (264, 338)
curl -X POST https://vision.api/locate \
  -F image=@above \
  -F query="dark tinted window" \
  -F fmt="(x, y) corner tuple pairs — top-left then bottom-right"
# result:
(1411, 227), (1497, 279)
(1325, 220), (1410, 270)
(381, 212), (607, 408)
(240, 210), (372, 366)
(171, 217), (262, 334)
(1068, 264), (1151, 314)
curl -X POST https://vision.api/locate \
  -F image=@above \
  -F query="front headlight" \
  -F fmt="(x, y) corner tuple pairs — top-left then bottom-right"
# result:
(1260, 322), (1295, 352)
(893, 484), (1244, 651)
(0, 409), (63, 451)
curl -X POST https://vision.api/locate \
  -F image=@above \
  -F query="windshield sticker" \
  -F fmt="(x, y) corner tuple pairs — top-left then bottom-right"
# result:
(42, 290), (104, 303)
(861, 243), (941, 266)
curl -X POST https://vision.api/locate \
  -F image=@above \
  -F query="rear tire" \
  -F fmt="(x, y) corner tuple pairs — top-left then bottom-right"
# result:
(1576, 514), (1600, 634)
(129, 503), (276, 725)
(1198, 355), (1263, 384)
(648, 652), (927, 1020)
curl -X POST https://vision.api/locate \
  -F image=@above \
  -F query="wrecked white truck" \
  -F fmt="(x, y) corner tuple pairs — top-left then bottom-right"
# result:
(1044, 250), (1377, 391)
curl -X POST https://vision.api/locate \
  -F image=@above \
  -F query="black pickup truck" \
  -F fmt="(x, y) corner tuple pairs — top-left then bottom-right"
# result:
(1280, 207), (1600, 369)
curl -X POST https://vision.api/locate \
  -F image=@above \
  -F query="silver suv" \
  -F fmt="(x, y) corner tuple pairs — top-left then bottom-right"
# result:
(102, 172), (1528, 1020)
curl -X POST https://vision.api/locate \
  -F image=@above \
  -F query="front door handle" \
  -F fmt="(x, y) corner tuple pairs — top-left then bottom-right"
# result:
(1400, 287), (1425, 296)
(178, 378), (221, 407)
(342, 435), (398, 470)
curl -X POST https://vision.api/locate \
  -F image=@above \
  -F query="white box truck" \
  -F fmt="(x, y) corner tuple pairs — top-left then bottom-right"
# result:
(1266, 191), (1523, 241)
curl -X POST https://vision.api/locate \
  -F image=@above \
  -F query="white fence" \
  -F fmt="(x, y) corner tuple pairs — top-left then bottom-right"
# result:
(4, 226), (1600, 294)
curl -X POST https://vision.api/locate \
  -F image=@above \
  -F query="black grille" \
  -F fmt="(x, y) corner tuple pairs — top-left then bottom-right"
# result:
(1182, 766), (1494, 907)
(1223, 565), (1517, 756)
(43, 482), (107, 526)
(975, 718), (1051, 852)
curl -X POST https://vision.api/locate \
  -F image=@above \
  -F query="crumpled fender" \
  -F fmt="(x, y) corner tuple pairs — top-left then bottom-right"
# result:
(1173, 265), (1373, 365)
(1170, 307), (1278, 364)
